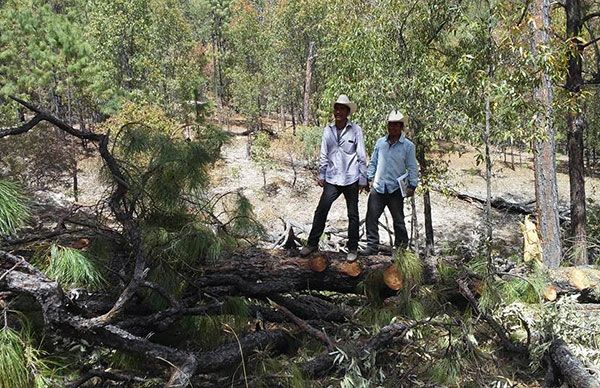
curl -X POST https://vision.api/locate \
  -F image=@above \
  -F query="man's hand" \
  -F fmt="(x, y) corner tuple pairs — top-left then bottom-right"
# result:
(359, 182), (370, 193)
(406, 187), (415, 197)
(318, 178), (325, 187)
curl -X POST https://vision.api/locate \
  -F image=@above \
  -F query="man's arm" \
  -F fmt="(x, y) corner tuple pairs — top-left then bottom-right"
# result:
(356, 126), (368, 186)
(406, 142), (419, 190)
(367, 140), (379, 183)
(318, 128), (329, 186)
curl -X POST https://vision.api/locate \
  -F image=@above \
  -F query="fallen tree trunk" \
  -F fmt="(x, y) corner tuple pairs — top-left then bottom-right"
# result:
(1, 251), (290, 386)
(193, 248), (399, 297)
(543, 266), (600, 302)
(445, 189), (570, 222)
(548, 338), (600, 388)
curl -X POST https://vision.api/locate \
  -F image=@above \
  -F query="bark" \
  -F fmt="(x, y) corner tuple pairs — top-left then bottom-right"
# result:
(566, 0), (588, 264)
(269, 293), (350, 322)
(1, 252), (197, 386)
(1, 251), (292, 385)
(414, 120), (434, 255)
(303, 42), (316, 126)
(529, 0), (563, 268)
(193, 249), (399, 297)
(484, 93), (493, 265)
(548, 339), (600, 388)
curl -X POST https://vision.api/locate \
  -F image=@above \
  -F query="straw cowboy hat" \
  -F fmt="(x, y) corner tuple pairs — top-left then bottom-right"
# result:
(387, 110), (408, 126)
(332, 95), (357, 115)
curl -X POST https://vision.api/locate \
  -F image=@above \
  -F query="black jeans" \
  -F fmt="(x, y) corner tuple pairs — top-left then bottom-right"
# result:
(307, 181), (359, 251)
(365, 189), (408, 249)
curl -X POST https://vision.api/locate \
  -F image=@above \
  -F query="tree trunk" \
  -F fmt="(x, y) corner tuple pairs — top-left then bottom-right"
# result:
(414, 120), (434, 255)
(291, 103), (297, 135)
(484, 93), (493, 266)
(303, 42), (315, 126)
(565, 0), (588, 264)
(529, 0), (563, 268)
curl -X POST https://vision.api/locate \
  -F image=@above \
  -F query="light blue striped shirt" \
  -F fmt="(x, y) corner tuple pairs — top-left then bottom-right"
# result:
(318, 121), (368, 186)
(367, 134), (419, 194)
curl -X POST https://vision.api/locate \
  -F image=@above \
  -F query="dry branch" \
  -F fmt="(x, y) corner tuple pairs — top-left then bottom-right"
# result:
(548, 339), (600, 388)
(458, 278), (528, 354)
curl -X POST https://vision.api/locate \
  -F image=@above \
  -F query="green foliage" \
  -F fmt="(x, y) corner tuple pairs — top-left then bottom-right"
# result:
(229, 192), (265, 238)
(251, 132), (274, 187)
(356, 306), (398, 330)
(429, 356), (461, 386)
(101, 102), (224, 215)
(296, 125), (322, 167)
(36, 244), (104, 290)
(0, 327), (51, 388)
(0, 180), (30, 237)
(394, 248), (424, 288)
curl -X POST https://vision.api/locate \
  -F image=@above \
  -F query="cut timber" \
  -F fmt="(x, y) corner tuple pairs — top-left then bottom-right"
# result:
(335, 261), (362, 277)
(309, 253), (328, 272)
(544, 285), (558, 302)
(549, 339), (600, 388)
(547, 266), (600, 302)
(194, 249), (397, 296)
(383, 265), (403, 290)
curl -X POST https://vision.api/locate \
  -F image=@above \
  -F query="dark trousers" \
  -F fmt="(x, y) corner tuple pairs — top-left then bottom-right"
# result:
(307, 181), (359, 251)
(365, 189), (408, 249)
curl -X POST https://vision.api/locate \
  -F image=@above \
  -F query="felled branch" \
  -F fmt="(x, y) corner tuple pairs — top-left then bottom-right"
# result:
(458, 278), (528, 354)
(5, 97), (150, 327)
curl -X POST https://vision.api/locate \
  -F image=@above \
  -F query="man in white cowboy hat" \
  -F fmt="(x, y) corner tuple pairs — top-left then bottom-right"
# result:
(299, 94), (368, 261)
(361, 110), (419, 255)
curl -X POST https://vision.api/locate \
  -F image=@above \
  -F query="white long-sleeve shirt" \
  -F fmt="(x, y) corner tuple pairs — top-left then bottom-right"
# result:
(318, 121), (368, 186)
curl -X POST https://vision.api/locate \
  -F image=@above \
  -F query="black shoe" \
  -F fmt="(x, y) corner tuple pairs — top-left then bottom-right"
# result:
(299, 246), (318, 257)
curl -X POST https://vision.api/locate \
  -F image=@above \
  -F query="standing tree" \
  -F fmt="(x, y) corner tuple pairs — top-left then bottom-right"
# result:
(528, 0), (563, 267)
(561, 0), (600, 264)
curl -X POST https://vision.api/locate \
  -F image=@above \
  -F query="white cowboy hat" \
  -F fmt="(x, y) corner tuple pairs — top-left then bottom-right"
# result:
(332, 94), (357, 115)
(387, 110), (408, 126)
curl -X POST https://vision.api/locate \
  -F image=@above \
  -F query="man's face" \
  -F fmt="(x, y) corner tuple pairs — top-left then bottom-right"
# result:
(333, 104), (350, 122)
(387, 121), (403, 138)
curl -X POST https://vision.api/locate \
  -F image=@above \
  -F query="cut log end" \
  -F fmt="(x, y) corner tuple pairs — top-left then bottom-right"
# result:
(338, 261), (362, 277)
(544, 285), (558, 301)
(309, 254), (328, 272)
(383, 265), (403, 291)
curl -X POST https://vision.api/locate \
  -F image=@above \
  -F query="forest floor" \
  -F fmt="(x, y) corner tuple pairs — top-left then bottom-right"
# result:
(207, 117), (600, 259)
(73, 116), (600, 260)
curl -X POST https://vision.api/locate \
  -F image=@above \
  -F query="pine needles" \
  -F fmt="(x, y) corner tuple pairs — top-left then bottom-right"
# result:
(37, 244), (104, 289)
(0, 179), (30, 236)
(0, 327), (50, 388)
